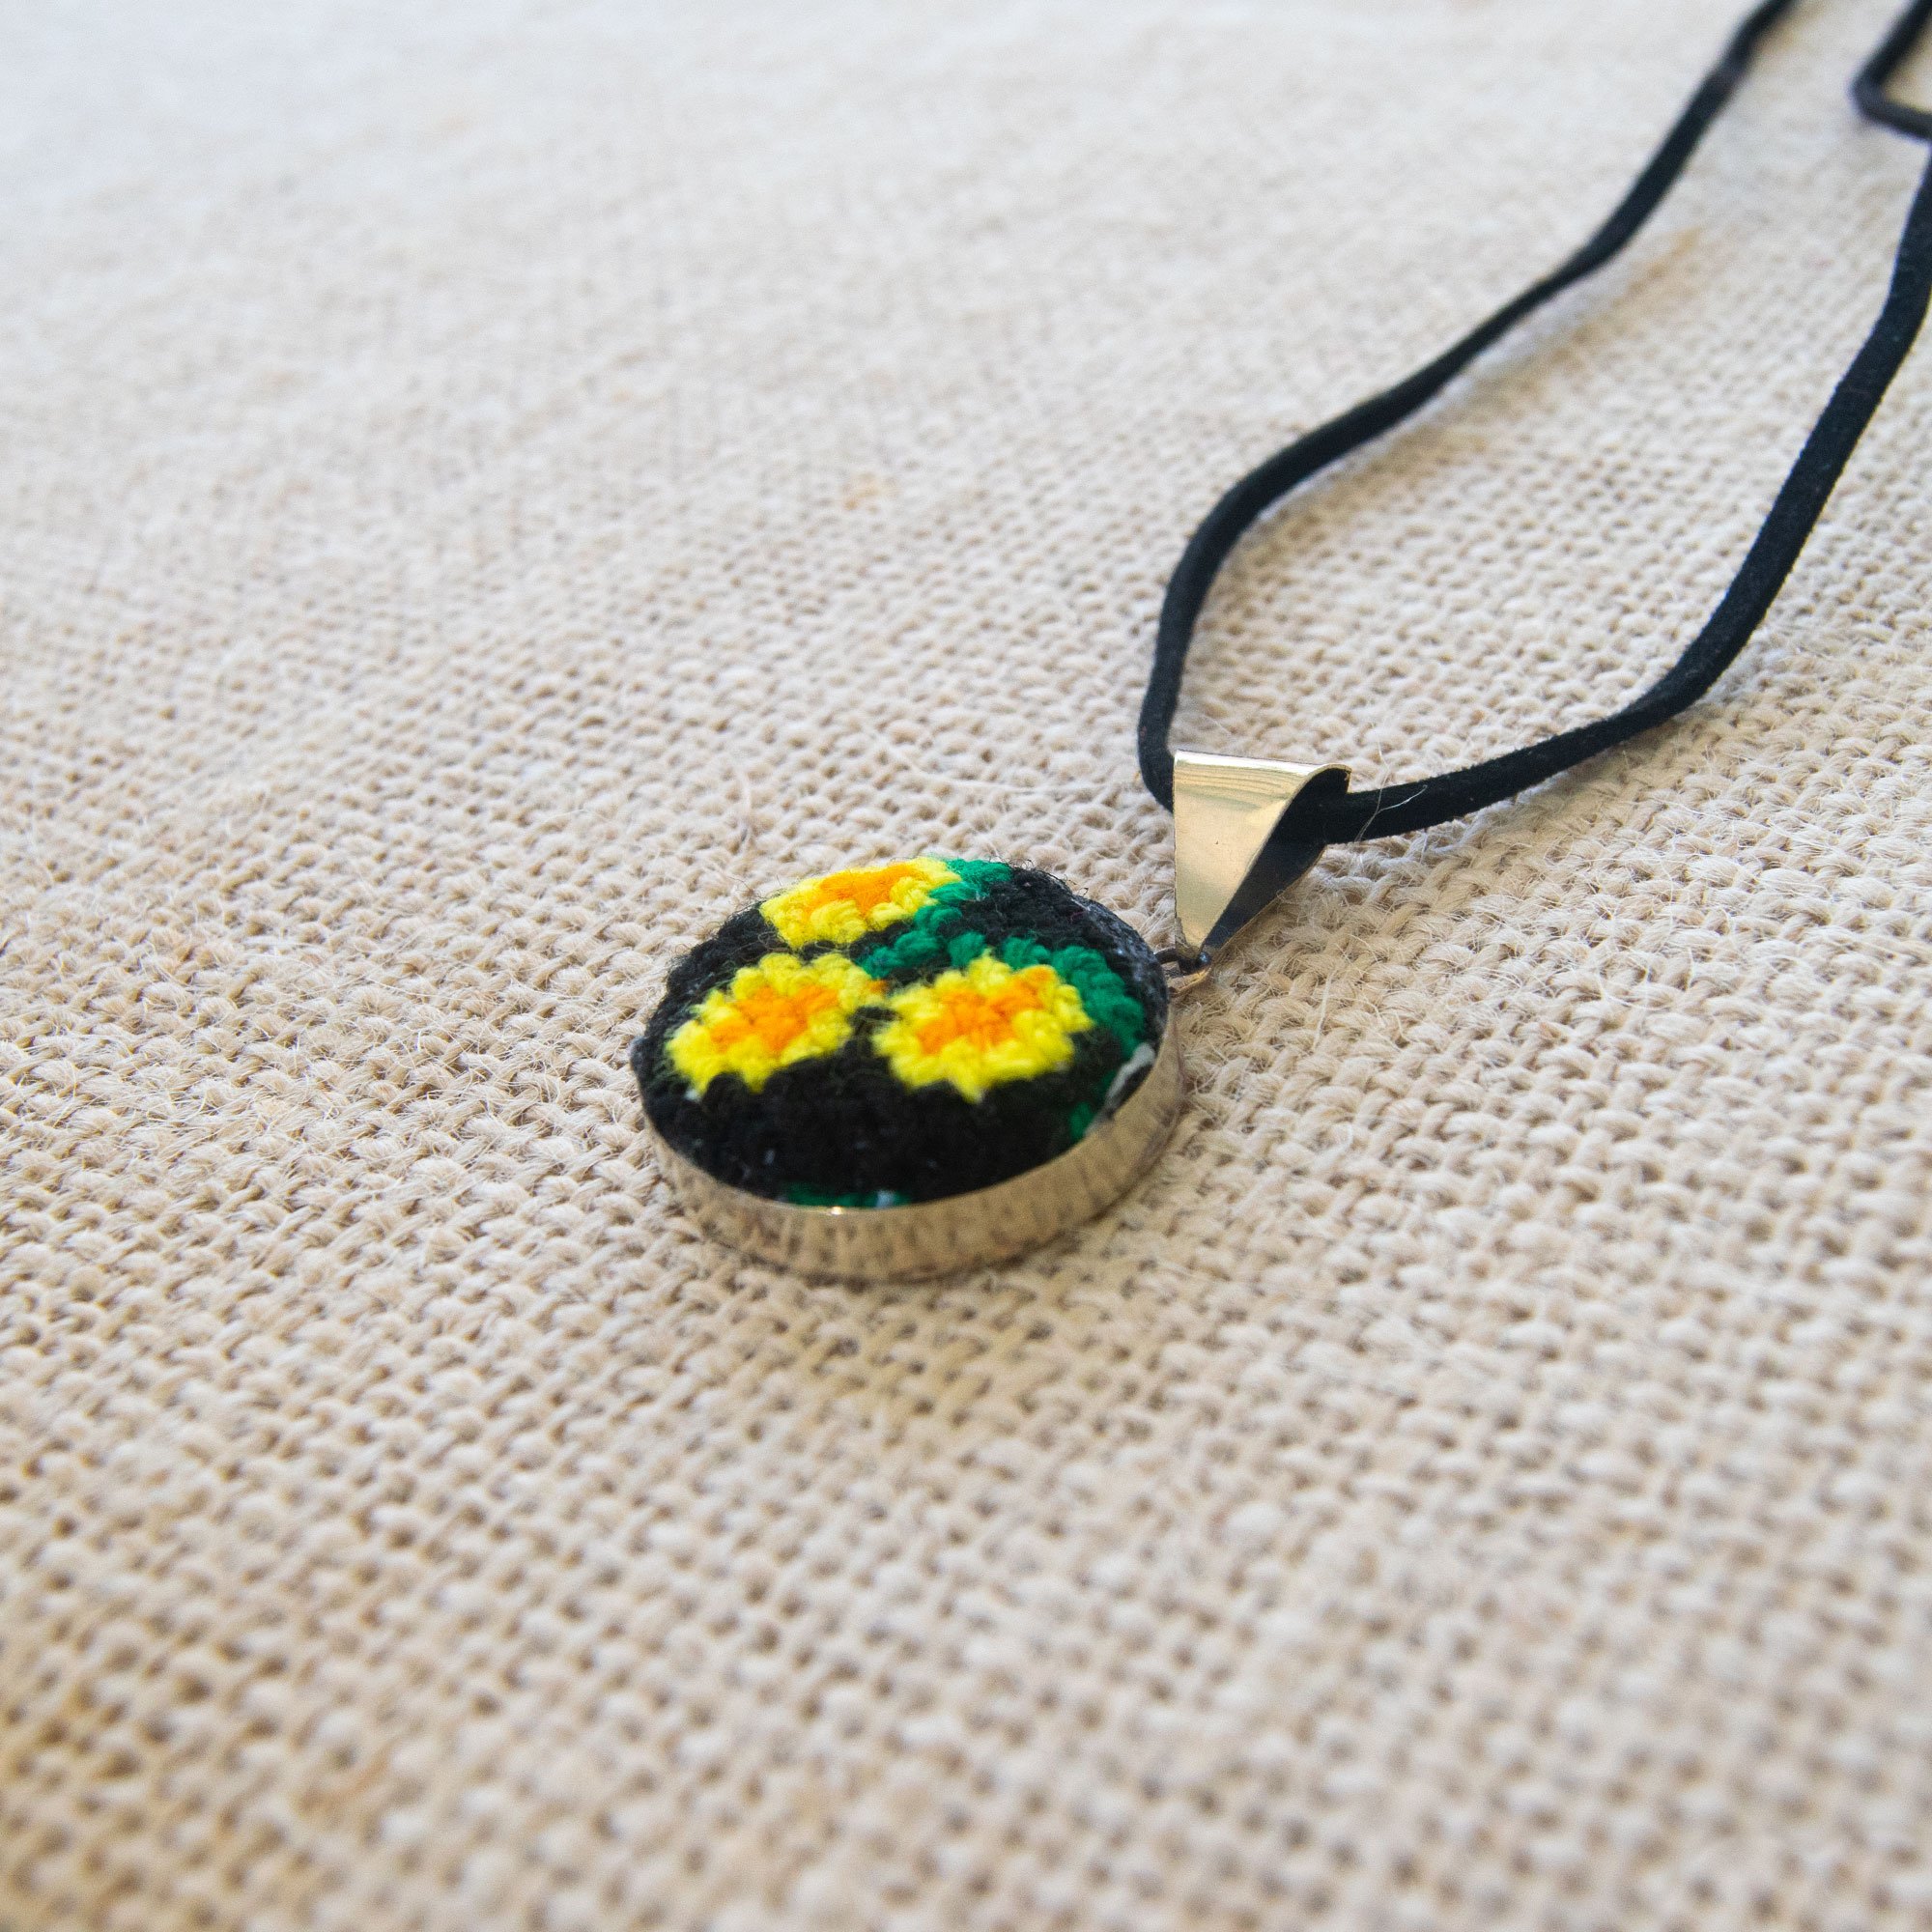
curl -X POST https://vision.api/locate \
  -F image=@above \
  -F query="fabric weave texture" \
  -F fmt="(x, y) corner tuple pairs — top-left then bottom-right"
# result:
(4, 3), (1931, 1929)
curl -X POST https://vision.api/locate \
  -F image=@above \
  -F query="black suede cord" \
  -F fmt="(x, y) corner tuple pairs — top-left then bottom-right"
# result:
(1140, 0), (1932, 846)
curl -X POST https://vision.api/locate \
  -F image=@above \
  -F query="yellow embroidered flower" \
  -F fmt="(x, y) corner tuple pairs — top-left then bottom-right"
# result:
(668, 952), (882, 1095)
(762, 857), (955, 950)
(873, 953), (1091, 1102)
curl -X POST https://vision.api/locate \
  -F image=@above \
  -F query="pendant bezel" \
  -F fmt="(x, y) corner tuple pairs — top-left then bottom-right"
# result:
(647, 1019), (1184, 1281)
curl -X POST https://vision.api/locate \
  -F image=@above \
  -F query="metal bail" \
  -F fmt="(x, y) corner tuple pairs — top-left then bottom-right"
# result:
(1172, 751), (1350, 966)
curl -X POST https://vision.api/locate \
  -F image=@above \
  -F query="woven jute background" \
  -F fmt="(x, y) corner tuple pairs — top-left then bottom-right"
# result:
(5, 2), (1931, 1926)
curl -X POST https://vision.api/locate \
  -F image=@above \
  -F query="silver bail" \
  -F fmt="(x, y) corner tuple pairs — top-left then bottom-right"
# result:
(1172, 751), (1350, 967)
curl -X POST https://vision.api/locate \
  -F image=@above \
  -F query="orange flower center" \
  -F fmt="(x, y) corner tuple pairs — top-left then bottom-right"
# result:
(788, 862), (928, 924)
(710, 976), (842, 1058)
(912, 965), (1057, 1056)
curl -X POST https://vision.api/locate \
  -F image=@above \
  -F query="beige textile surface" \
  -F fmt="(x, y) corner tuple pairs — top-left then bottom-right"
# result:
(6, 0), (1932, 1926)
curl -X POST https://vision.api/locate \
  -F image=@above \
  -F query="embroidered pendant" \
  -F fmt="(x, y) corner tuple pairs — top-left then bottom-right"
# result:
(634, 859), (1181, 1277)
(633, 758), (1345, 1276)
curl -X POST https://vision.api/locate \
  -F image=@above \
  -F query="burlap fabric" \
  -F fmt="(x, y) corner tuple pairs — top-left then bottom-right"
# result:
(5, 2), (1930, 1927)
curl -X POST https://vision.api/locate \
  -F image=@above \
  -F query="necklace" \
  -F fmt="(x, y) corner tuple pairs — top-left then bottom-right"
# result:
(633, 0), (1932, 1279)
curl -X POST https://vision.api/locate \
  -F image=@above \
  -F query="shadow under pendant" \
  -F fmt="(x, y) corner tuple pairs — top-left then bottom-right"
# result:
(633, 858), (1182, 1277)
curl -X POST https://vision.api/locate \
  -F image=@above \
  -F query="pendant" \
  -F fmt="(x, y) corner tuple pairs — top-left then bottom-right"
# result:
(633, 755), (1347, 1277)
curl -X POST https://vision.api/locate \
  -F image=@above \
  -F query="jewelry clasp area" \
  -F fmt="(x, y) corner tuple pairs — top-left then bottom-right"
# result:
(1154, 947), (1212, 1000)
(1167, 750), (1350, 981)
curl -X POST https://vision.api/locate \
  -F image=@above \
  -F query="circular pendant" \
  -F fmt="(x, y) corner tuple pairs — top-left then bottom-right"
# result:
(633, 857), (1182, 1278)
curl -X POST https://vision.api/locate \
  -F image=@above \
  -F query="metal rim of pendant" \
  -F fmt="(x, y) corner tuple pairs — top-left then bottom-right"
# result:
(650, 1017), (1187, 1281)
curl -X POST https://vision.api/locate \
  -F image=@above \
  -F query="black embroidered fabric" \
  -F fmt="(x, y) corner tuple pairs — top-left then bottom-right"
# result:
(636, 867), (1169, 1208)
(1140, 0), (1932, 846)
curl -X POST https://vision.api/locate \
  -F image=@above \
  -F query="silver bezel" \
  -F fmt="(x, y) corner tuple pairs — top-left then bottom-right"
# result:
(648, 1021), (1184, 1281)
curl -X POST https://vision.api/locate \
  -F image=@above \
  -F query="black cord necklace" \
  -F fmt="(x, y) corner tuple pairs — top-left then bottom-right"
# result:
(634, 0), (1932, 1279)
(1143, 0), (1932, 851)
